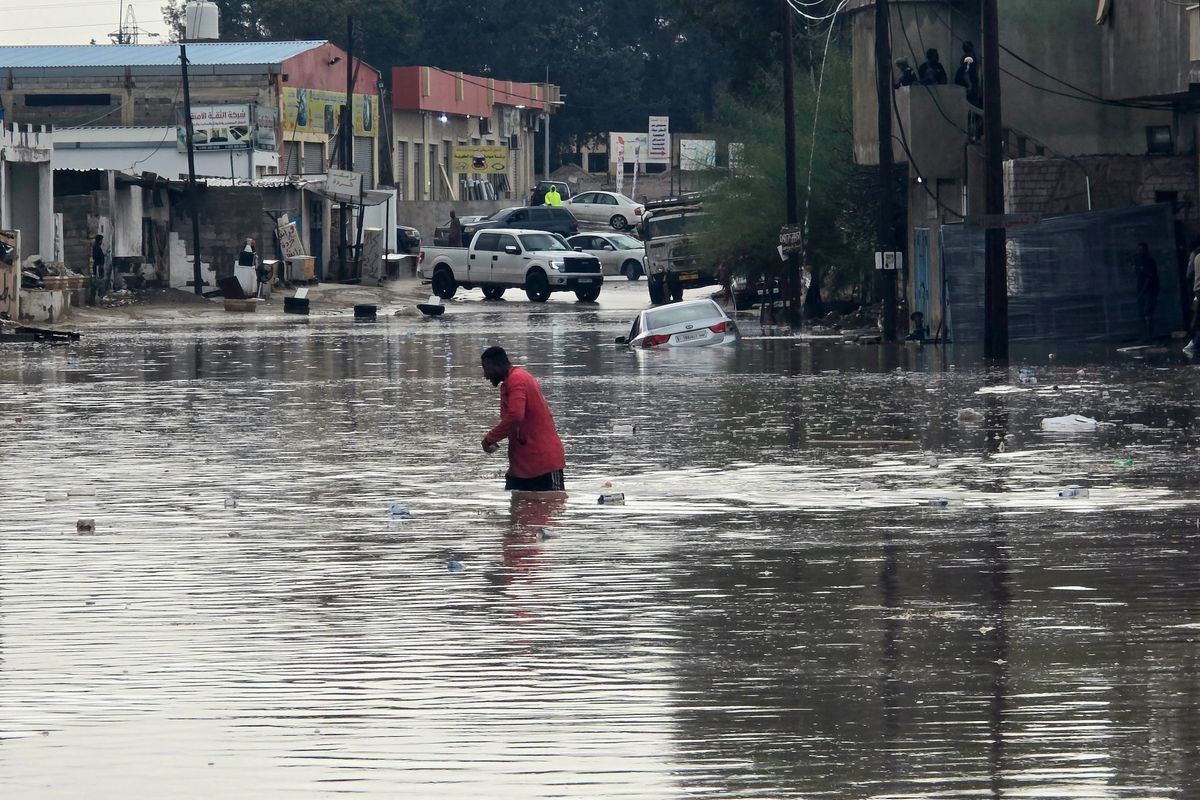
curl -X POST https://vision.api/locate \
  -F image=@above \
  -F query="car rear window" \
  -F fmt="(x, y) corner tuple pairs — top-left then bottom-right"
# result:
(645, 301), (721, 330)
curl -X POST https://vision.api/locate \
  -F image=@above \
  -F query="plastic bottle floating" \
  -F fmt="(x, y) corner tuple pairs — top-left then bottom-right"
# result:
(388, 503), (412, 518)
(598, 492), (625, 505)
(1057, 486), (1090, 499)
(447, 560), (466, 572)
(538, 528), (561, 541)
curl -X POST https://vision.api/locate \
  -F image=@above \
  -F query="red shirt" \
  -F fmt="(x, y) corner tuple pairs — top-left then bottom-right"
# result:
(484, 366), (566, 478)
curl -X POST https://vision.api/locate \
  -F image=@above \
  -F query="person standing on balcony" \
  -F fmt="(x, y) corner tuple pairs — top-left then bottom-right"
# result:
(917, 48), (948, 85)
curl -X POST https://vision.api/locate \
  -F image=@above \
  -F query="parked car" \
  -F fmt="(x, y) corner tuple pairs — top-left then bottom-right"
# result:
(566, 232), (645, 279)
(563, 190), (643, 230)
(442, 206), (579, 245)
(432, 215), (489, 246)
(536, 180), (574, 201)
(615, 298), (739, 349)
(396, 225), (422, 254)
(419, 228), (603, 303)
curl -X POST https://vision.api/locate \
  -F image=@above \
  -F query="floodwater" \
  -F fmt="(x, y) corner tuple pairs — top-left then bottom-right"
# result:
(2, 294), (1200, 798)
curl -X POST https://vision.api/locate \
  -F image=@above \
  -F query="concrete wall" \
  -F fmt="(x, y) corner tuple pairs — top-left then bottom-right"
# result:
(1005, 155), (1200, 224)
(1101, 0), (1197, 101)
(170, 186), (265, 281)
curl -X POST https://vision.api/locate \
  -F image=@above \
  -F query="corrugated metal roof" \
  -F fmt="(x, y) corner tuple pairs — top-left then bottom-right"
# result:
(0, 41), (325, 70)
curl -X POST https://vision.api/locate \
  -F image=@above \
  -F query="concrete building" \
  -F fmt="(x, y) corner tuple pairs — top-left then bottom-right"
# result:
(0, 123), (55, 321)
(0, 41), (381, 186)
(847, 0), (1188, 338)
(388, 66), (558, 234)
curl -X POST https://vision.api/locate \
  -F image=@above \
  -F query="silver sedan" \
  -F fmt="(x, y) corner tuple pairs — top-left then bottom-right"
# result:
(616, 298), (740, 348)
(566, 232), (645, 279)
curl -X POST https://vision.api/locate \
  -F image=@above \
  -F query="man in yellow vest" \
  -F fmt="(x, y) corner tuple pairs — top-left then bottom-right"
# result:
(544, 185), (562, 206)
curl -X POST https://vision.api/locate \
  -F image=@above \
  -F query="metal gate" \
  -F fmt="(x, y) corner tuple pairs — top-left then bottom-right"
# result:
(913, 227), (931, 319)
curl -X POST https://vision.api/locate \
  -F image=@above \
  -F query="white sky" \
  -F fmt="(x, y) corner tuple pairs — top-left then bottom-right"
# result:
(6, 0), (170, 46)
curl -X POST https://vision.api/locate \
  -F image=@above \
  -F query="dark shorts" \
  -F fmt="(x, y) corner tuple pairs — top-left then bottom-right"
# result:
(505, 470), (565, 492)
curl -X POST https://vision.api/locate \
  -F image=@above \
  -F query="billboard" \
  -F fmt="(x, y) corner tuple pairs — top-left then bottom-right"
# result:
(451, 144), (508, 174)
(648, 116), (670, 160)
(680, 139), (717, 171)
(609, 131), (669, 166)
(177, 105), (252, 152)
(283, 88), (378, 138)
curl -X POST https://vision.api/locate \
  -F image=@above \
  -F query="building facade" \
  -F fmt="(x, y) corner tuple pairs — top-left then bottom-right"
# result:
(847, 0), (1191, 337)
(389, 66), (558, 204)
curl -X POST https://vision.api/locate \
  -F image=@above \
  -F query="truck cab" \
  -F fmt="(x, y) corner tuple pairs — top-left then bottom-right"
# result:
(639, 196), (714, 304)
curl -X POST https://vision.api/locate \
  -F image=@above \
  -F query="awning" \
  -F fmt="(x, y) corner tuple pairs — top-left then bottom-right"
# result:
(303, 184), (394, 207)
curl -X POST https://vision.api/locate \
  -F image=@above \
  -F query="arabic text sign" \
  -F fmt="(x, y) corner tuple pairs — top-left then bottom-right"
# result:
(648, 116), (670, 160)
(779, 224), (804, 255)
(177, 104), (252, 152)
(451, 145), (508, 173)
(679, 139), (717, 171)
(276, 221), (306, 259)
(326, 169), (363, 202)
(610, 131), (668, 165)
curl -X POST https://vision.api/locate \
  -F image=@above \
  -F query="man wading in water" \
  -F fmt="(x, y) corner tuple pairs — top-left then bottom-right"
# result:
(480, 346), (566, 492)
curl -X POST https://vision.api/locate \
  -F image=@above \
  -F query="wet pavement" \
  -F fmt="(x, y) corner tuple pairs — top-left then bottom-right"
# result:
(2, 282), (1200, 798)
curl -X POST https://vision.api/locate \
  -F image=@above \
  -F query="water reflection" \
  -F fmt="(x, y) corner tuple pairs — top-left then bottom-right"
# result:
(1, 321), (1198, 798)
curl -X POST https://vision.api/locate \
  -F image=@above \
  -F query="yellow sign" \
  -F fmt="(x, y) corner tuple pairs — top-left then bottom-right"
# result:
(452, 145), (508, 173)
(283, 88), (378, 137)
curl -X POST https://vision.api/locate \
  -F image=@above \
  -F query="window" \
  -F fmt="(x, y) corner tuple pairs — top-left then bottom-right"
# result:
(598, 194), (618, 205)
(574, 192), (594, 204)
(508, 209), (529, 223)
(519, 233), (568, 251)
(495, 234), (519, 251)
(1146, 126), (1173, 155)
(474, 232), (500, 251)
(24, 93), (111, 106)
(645, 300), (722, 330)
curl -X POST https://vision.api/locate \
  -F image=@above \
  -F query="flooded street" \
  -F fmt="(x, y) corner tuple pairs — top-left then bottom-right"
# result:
(3, 287), (1200, 798)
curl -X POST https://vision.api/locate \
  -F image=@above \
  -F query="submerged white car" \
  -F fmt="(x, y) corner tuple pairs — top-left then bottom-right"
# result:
(616, 298), (739, 348)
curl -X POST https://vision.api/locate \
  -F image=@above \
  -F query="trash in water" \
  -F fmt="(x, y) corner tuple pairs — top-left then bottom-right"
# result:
(447, 560), (465, 572)
(388, 503), (412, 518)
(926, 454), (940, 468)
(613, 423), (638, 435)
(956, 408), (983, 424)
(1114, 458), (1134, 467)
(76, 519), (95, 533)
(1018, 366), (1037, 385)
(224, 497), (238, 508)
(45, 491), (69, 502)
(1041, 414), (1099, 433)
(538, 528), (561, 541)
(1057, 486), (1090, 499)
(928, 498), (950, 508)
(598, 492), (626, 505)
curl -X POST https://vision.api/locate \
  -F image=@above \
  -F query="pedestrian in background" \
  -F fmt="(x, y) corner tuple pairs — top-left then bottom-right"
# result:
(1132, 241), (1160, 342)
(543, 185), (562, 207)
(448, 209), (464, 247)
(91, 234), (106, 281)
(918, 48), (948, 85)
(530, 184), (546, 207)
(1184, 239), (1200, 352)
(480, 346), (566, 493)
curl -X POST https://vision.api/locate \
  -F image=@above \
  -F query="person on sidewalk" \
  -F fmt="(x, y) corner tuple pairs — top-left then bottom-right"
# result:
(91, 234), (106, 282)
(480, 346), (566, 493)
(543, 185), (562, 207)
(529, 184), (546, 207)
(448, 210), (464, 247)
(1132, 241), (1160, 342)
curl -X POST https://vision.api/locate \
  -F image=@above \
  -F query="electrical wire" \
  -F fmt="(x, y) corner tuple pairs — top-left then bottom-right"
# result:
(128, 82), (183, 171)
(800, 0), (850, 247)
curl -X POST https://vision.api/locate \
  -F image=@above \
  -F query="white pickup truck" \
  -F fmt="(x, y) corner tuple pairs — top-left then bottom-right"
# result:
(418, 229), (604, 302)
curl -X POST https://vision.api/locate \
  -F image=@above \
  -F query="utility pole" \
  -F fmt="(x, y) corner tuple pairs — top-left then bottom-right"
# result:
(782, 0), (800, 327)
(875, 0), (897, 340)
(543, 65), (550, 182)
(982, 0), (1008, 360)
(338, 15), (353, 282)
(180, 44), (203, 295)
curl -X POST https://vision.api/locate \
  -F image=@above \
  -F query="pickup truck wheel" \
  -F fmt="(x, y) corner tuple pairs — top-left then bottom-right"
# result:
(432, 268), (457, 300)
(482, 286), (505, 300)
(622, 260), (642, 281)
(575, 286), (601, 303)
(609, 214), (628, 230)
(647, 275), (666, 305)
(525, 270), (551, 303)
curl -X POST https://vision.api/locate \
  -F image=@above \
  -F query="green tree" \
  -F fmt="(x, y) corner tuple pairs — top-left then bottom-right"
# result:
(700, 42), (879, 315)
